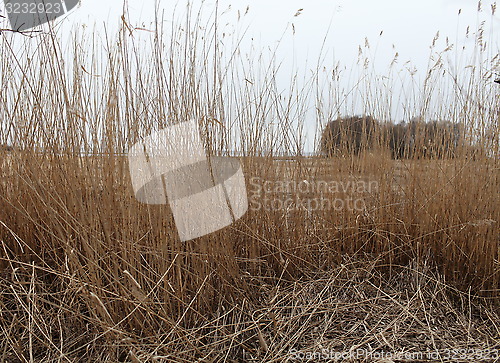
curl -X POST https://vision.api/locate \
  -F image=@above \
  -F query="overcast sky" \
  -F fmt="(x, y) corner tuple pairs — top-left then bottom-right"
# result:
(32, 0), (497, 67)
(3, 0), (497, 71)
(1, 0), (498, 150)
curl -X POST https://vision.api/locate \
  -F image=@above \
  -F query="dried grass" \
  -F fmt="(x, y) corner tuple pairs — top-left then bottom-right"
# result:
(0, 3), (498, 362)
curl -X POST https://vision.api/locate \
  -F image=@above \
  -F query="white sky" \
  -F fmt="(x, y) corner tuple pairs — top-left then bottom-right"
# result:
(41, 0), (498, 68)
(1, 0), (498, 151)
(3, 0), (497, 73)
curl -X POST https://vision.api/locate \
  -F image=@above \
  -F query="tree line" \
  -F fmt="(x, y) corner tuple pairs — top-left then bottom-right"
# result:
(319, 116), (482, 159)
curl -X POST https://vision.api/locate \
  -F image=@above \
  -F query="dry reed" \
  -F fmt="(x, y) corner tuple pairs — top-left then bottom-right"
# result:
(0, 3), (498, 361)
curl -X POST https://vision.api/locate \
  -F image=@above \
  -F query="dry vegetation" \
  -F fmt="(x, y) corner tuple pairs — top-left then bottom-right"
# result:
(0, 3), (499, 362)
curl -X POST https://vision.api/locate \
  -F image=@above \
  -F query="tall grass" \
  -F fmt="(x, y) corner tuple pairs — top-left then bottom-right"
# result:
(0, 3), (498, 361)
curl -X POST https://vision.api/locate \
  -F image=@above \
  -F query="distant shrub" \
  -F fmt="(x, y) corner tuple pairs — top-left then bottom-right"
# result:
(319, 116), (377, 156)
(320, 116), (463, 159)
(386, 119), (462, 159)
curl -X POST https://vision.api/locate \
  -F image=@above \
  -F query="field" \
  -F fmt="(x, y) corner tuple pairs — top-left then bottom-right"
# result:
(0, 5), (499, 362)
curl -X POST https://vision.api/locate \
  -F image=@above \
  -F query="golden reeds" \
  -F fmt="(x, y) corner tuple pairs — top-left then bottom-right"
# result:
(0, 3), (498, 361)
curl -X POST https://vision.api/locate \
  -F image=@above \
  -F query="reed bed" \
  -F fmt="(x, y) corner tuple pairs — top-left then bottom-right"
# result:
(0, 4), (498, 361)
